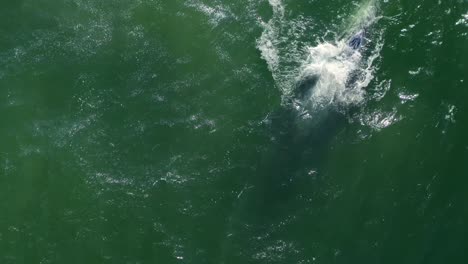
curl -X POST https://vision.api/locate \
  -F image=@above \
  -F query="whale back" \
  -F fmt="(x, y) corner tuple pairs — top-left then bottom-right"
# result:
(348, 31), (364, 50)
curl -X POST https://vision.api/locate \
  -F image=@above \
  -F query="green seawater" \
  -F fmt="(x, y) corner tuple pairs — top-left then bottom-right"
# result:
(1, 0), (467, 263)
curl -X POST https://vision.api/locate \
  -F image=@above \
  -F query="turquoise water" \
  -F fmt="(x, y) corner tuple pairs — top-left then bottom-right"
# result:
(1, 0), (467, 263)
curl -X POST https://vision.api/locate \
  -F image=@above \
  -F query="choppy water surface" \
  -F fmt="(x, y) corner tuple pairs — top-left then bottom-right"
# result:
(1, 0), (467, 263)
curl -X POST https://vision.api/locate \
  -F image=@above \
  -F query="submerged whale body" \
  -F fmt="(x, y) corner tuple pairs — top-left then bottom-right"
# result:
(348, 31), (364, 50)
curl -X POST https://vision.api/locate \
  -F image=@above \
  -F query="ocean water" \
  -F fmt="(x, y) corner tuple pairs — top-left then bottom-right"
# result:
(1, 0), (467, 263)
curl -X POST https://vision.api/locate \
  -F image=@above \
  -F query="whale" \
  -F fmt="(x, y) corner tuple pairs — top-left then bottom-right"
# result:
(348, 30), (365, 50)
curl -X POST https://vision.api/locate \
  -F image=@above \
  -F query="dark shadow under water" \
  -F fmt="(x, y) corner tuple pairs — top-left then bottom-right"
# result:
(250, 105), (348, 220)
(220, 101), (353, 262)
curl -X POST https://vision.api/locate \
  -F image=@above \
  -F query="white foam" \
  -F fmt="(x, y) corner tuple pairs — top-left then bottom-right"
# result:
(257, 0), (284, 74)
(360, 108), (400, 130)
(268, 0), (285, 16)
(297, 41), (364, 111)
(455, 12), (468, 26)
(257, 0), (383, 117)
(187, 0), (230, 27)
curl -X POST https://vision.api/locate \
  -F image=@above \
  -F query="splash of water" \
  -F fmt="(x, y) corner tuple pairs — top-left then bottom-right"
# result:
(258, 0), (383, 118)
(257, 0), (285, 75)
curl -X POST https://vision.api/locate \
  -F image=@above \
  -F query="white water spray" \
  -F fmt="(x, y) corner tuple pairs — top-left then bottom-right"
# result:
(258, 0), (383, 118)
